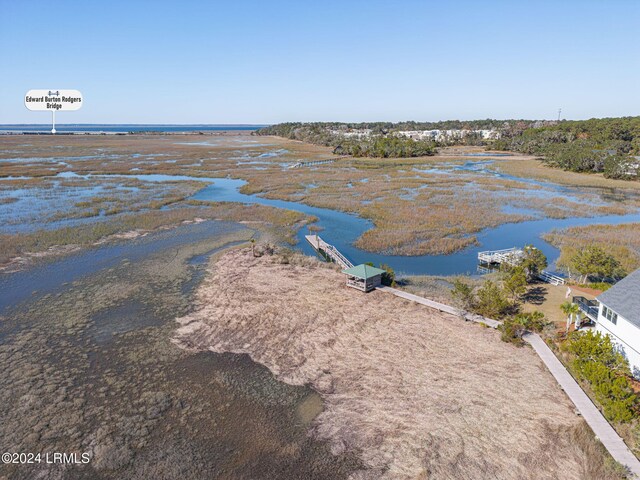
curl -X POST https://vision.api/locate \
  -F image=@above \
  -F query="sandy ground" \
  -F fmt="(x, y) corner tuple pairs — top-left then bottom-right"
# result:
(522, 283), (600, 331)
(173, 249), (611, 479)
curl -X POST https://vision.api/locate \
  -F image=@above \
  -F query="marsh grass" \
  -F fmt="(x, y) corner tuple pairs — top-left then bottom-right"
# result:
(3, 134), (639, 256)
(545, 223), (640, 273)
(173, 248), (625, 479)
(0, 203), (314, 267)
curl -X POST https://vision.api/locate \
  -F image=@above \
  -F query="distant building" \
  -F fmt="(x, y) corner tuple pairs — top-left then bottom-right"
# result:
(395, 129), (500, 142)
(596, 268), (640, 378)
(342, 264), (386, 292)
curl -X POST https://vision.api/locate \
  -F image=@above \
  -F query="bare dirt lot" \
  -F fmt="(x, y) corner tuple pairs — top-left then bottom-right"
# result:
(174, 248), (621, 479)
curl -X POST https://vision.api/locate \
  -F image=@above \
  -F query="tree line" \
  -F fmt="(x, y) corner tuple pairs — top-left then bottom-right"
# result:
(493, 116), (640, 179)
(257, 117), (640, 175)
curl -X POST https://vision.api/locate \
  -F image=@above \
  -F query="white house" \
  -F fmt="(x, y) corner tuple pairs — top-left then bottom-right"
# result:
(595, 268), (640, 379)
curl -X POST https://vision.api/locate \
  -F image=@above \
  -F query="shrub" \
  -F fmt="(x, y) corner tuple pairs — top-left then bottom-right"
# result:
(567, 330), (637, 423)
(500, 319), (527, 344)
(364, 262), (395, 286)
(475, 280), (512, 319)
(499, 311), (549, 345)
(379, 263), (396, 286)
(587, 282), (613, 292)
(503, 266), (528, 301)
(450, 279), (475, 310)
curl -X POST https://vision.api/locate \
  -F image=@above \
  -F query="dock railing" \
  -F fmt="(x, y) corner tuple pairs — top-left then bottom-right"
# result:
(305, 235), (353, 269)
(325, 244), (354, 268)
(478, 248), (565, 285)
(477, 247), (523, 266)
(538, 271), (566, 286)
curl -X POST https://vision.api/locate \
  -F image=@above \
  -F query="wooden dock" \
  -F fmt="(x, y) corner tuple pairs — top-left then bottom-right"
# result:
(477, 247), (523, 266)
(305, 235), (354, 269)
(289, 155), (350, 169)
(478, 247), (566, 286)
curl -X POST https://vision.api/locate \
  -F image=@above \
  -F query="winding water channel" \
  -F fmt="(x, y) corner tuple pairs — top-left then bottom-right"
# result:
(129, 173), (640, 276)
(3, 168), (640, 314)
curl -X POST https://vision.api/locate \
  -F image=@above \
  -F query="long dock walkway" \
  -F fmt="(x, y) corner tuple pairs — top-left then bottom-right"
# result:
(524, 333), (640, 478)
(289, 155), (350, 169)
(305, 235), (353, 269)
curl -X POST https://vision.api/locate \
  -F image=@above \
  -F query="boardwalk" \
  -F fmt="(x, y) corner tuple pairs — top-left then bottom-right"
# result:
(524, 333), (640, 478)
(289, 156), (349, 169)
(305, 235), (353, 269)
(378, 286), (502, 328)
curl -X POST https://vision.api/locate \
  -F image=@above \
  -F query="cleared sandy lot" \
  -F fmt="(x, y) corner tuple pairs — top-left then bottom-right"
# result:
(174, 249), (616, 479)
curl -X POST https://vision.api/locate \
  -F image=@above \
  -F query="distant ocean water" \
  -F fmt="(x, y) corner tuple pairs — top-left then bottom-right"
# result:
(0, 124), (267, 133)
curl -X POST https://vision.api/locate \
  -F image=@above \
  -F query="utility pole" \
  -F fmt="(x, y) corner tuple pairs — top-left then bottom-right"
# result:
(557, 108), (562, 122)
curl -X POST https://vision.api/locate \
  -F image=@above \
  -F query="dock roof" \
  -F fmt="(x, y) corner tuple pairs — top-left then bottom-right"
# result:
(342, 264), (386, 279)
(597, 268), (640, 329)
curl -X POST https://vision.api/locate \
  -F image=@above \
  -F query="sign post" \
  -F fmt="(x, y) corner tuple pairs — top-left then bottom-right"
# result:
(24, 90), (83, 134)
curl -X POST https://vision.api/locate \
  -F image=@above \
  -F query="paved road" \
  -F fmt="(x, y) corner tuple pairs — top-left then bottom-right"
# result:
(524, 332), (640, 478)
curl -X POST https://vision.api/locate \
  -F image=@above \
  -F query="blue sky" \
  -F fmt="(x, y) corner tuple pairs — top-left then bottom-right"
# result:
(1, 0), (639, 124)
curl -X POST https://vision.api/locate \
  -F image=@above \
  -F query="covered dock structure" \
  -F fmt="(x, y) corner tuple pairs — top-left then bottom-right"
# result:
(342, 264), (386, 292)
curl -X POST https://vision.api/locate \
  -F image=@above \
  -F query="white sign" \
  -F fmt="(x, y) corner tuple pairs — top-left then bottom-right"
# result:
(24, 89), (83, 133)
(25, 90), (83, 111)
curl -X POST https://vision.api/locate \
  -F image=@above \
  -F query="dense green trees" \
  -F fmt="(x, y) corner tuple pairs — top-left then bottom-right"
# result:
(565, 330), (636, 423)
(256, 123), (435, 158)
(257, 117), (640, 177)
(570, 245), (626, 282)
(333, 136), (435, 158)
(496, 117), (640, 179)
(518, 245), (548, 281)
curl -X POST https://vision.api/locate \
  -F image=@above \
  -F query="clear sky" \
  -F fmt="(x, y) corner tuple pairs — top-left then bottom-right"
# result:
(1, 0), (639, 124)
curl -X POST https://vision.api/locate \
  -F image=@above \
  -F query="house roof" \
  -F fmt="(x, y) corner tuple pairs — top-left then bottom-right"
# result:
(342, 264), (386, 279)
(597, 268), (640, 329)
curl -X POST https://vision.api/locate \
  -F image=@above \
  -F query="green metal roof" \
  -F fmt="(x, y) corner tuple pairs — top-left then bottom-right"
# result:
(342, 264), (386, 279)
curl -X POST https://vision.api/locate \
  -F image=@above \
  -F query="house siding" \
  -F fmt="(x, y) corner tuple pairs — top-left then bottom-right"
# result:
(596, 303), (640, 379)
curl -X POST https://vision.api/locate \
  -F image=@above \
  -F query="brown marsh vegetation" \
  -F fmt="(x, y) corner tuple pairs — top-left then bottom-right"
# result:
(174, 248), (625, 479)
(0, 230), (362, 479)
(544, 223), (640, 273)
(3, 134), (639, 258)
(0, 203), (313, 271)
